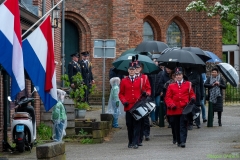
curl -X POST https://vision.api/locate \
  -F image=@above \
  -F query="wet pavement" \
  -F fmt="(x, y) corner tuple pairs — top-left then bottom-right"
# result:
(2, 105), (240, 160)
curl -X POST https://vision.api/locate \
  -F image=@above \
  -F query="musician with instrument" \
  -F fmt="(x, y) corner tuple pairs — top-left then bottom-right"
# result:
(165, 67), (196, 148)
(119, 58), (151, 149)
(134, 58), (152, 144)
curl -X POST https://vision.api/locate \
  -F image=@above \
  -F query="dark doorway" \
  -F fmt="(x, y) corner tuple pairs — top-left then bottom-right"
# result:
(64, 20), (79, 74)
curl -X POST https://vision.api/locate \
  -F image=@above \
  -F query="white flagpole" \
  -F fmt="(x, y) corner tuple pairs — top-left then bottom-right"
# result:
(22, 0), (63, 37)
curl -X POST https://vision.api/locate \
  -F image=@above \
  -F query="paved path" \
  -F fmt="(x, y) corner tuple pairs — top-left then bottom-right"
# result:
(2, 105), (240, 160)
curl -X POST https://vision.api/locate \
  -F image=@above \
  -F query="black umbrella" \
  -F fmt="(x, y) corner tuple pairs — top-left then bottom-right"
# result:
(120, 48), (152, 57)
(157, 49), (206, 72)
(149, 54), (161, 60)
(182, 47), (211, 62)
(216, 63), (239, 87)
(135, 41), (169, 53)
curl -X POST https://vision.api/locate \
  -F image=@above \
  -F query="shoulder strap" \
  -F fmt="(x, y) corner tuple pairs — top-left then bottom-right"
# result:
(140, 75), (146, 91)
(189, 81), (192, 100)
(189, 81), (192, 93)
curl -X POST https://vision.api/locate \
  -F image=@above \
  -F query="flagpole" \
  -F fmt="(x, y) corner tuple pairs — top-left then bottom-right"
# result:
(22, 0), (63, 37)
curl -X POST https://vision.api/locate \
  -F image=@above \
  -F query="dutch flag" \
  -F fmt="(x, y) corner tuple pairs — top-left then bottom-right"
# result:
(0, 0), (25, 99)
(22, 16), (57, 111)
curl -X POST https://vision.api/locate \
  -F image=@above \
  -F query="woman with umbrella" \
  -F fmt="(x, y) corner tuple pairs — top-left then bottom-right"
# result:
(204, 68), (226, 126)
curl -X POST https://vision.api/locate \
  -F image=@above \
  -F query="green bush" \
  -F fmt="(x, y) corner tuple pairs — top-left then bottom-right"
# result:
(61, 73), (96, 109)
(80, 138), (93, 144)
(37, 123), (52, 140)
(225, 83), (240, 102)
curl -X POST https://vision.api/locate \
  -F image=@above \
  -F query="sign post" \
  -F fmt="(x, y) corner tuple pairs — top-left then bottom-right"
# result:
(93, 39), (116, 113)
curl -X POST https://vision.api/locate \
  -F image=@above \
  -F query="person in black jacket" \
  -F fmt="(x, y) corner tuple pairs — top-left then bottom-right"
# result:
(78, 51), (95, 104)
(68, 53), (81, 88)
(158, 67), (173, 128)
(148, 59), (162, 125)
(109, 67), (124, 80)
(204, 68), (226, 126)
(184, 67), (202, 129)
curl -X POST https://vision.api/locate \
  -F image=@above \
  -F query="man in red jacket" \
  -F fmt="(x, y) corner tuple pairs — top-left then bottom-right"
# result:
(119, 61), (151, 149)
(165, 67), (196, 148)
(134, 61), (152, 144)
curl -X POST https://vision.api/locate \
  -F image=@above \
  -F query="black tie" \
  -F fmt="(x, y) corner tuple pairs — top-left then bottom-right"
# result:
(179, 82), (181, 86)
(86, 61), (88, 68)
(131, 77), (134, 82)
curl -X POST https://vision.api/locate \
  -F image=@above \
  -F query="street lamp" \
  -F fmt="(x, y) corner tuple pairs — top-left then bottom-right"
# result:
(52, 6), (60, 28)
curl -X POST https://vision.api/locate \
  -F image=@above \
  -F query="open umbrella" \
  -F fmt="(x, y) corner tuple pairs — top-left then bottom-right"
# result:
(157, 49), (205, 69)
(121, 48), (152, 57)
(135, 41), (169, 53)
(216, 63), (239, 87)
(149, 54), (161, 60)
(182, 47), (211, 62)
(112, 53), (159, 74)
(204, 51), (222, 63)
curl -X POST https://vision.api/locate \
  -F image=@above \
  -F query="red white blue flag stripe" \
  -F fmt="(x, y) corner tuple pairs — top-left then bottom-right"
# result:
(0, 0), (25, 99)
(22, 16), (57, 111)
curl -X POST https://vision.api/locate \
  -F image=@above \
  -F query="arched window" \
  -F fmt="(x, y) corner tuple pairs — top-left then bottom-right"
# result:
(167, 22), (182, 47)
(143, 22), (154, 41)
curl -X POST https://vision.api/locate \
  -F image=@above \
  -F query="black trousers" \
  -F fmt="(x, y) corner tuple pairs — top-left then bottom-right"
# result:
(213, 111), (222, 120)
(126, 111), (141, 145)
(169, 114), (188, 144)
(139, 115), (150, 143)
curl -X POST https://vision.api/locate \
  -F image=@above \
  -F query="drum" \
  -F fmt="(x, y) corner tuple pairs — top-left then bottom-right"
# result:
(129, 97), (156, 120)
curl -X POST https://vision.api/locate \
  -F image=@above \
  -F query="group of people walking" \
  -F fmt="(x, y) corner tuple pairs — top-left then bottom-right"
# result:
(108, 55), (227, 149)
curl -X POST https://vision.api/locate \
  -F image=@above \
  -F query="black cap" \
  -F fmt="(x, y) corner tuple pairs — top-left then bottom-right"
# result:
(70, 52), (80, 58)
(81, 51), (90, 56)
(175, 67), (183, 74)
(135, 61), (141, 68)
(135, 54), (141, 68)
(128, 62), (136, 69)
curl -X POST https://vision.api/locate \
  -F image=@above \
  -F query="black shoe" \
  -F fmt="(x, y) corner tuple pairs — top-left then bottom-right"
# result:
(128, 143), (133, 148)
(173, 140), (176, 144)
(145, 136), (150, 141)
(188, 125), (193, 130)
(203, 119), (207, 123)
(138, 143), (143, 146)
(180, 143), (185, 148)
(197, 125), (201, 129)
(177, 143), (181, 147)
(218, 119), (222, 126)
(133, 145), (138, 149)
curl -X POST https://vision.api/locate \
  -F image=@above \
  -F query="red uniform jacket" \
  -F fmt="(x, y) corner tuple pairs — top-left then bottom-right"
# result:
(119, 74), (151, 111)
(165, 81), (196, 116)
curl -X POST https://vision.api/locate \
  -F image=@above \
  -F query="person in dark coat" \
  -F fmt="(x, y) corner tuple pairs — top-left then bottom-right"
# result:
(204, 68), (226, 126)
(78, 51), (95, 103)
(159, 67), (173, 127)
(109, 67), (124, 80)
(68, 53), (81, 88)
(184, 67), (202, 129)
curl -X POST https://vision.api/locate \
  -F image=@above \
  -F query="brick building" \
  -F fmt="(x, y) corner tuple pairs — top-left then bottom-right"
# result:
(0, 0), (222, 151)
(64, 0), (222, 93)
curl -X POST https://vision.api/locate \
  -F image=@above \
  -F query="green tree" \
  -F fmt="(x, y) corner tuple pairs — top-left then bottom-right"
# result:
(186, 0), (239, 44)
